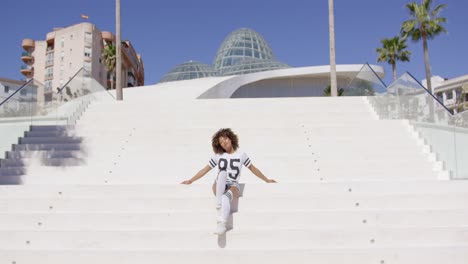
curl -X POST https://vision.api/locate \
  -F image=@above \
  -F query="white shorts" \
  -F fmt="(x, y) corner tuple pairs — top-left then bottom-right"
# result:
(225, 181), (240, 191)
(214, 179), (240, 191)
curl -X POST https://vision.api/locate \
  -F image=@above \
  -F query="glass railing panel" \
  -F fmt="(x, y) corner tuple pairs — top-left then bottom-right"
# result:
(49, 68), (114, 126)
(453, 110), (468, 179)
(53, 68), (87, 126)
(0, 69), (113, 163)
(369, 72), (458, 178)
(395, 73), (457, 178)
(0, 82), (35, 159)
(343, 63), (387, 96)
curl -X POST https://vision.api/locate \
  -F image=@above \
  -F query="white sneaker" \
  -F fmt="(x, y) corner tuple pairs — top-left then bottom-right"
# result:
(214, 221), (227, 235)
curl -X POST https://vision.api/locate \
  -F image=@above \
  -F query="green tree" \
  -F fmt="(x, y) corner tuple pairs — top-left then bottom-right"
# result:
(455, 83), (468, 113)
(401, 0), (447, 94)
(343, 80), (376, 96)
(323, 85), (344, 96)
(101, 43), (116, 90)
(376, 36), (411, 81)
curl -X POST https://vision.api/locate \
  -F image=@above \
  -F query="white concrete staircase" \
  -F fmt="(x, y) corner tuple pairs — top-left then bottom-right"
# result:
(1, 78), (467, 263)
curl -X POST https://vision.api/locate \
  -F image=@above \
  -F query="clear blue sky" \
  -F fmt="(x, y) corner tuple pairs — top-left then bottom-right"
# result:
(2, 0), (467, 86)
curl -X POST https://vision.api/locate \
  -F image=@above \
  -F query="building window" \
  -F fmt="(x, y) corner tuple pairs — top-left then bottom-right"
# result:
(70, 34), (73, 40)
(84, 47), (92, 57)
(447, 91), (453, 100)
(45, 80), (52, 91)
(4, 85), (9, 93)
(46, 52), (54, 66)
(46, 67), (54, 79)
(84, 61), (91, 72)
(437, 93), (444, 102)
(85, 32), (92, 43)
(20, 89), (27, 96)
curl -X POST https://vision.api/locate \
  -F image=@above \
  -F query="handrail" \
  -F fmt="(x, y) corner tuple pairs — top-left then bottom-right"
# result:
(403, 71), (455, 115)
(366, 62), (388, 89)
(55, 67), (116, 100)
(56, 67), (84, 93)
(0, 79), (33, 107)
(343, 63), (387, 95)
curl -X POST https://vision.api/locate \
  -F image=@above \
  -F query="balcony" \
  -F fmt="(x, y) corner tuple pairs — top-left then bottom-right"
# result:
(46, 59), (54, 67)
(44, 73), (54, 80)
(46, 32), (55, 42)
(101, 31), (114, 42)
(21, 52), (34, 63)
(22, 39), (34, 50)
(20, 65), (34, 76)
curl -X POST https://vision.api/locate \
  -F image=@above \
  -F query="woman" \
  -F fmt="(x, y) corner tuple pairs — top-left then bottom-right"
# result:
(181, 128), (276, 235)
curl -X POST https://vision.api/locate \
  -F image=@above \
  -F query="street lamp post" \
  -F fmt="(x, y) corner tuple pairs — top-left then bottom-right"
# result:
(328, 0), (338, 97)
(116, 0), (123, 100)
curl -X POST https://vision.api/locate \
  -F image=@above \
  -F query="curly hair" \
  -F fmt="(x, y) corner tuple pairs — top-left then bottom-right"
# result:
(212, 128), (239, 154)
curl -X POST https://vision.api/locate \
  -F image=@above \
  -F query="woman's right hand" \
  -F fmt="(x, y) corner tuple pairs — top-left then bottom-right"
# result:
(180, 180), (192, 185)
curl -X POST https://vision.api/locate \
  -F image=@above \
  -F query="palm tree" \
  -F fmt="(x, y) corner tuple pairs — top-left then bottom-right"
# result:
(323, 85), (344, 96)
(401, 0), (447, 94)
(376, 36), (411, 81)
(101, 43), (116, 90)
(328, 0), (338, 96)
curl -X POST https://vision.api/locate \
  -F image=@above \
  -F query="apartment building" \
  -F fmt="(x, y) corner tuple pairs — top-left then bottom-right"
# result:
(0, 78), (26, 100)
(432, 75), (468, 113)
(21, 22), (144, 100)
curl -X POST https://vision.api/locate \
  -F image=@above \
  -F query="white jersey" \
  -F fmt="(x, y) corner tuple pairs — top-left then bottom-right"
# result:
(208, 151), (252, 183)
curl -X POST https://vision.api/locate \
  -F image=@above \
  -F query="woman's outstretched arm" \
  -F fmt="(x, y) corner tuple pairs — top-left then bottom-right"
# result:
(181, 165), (212, 184)
(248, 164), (276, 183)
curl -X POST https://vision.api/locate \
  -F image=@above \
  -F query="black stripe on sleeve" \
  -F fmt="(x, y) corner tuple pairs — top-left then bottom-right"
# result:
(245, 160), (251, 167)
(211, 159), (217, 165)
(209, 160), (215, 167)
(244, 158), (250, 166)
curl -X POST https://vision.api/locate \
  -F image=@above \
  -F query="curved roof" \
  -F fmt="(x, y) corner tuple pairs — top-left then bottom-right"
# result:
(214, 28), (279, 75)
(160, 61), (219, 83)
(198, 64), (386, 99)
(221, 57), (290, 76)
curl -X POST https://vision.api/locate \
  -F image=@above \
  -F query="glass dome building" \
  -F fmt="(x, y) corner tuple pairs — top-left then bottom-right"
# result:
(159, 28), (290, 83)
(213, 28), (288, 76)
(160, 61), (219, 83)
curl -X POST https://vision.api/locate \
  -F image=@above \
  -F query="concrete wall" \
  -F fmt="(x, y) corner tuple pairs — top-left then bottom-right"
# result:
(232, 76), (352, 98)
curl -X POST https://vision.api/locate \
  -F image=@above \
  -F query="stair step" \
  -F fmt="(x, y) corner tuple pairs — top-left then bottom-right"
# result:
(1, 194), (467, 212)
(1, 227), (467, 249)
(1, 210), (467, 230)
(0, 159), (26, 167)
(0, 167), (26, 177)
(29, 126), (71, 132)
(0, 158), (84, 167)
(5, 150), (81, 159)
(2, 181), (468, 197)
(19, 137), (83, 144)
(13, 144), (81, 151)
(25, 131), (71, 137)
(2, 247), (468, 264)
